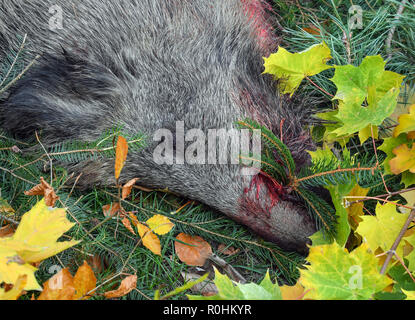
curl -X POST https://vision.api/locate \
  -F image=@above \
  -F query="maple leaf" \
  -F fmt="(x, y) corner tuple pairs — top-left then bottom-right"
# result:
(37, 268), (76, 300)
(379, 134), (411, 175)
(73, 261), (97, 300)
(329, 56), (404, 140)
(146, 214), (174, 235)
(394, 104), (415, 137)
(0, 199), (80, 264)
(355, 202), (411, 257)
(300, 242), (392, 300)
(315, 109), (352, 145)
(389, 144), (415, 175)
(280, 283), (306, 300)
(403, 289), (415, 300)
(115, 135), (128, 180)
(188, 269), (282, 300)
(0, 275), (27, 300)
(175, 233), (212, 266)
(0, 247), (40, 291)
(0, 199), (80, 291)
(104, 275), (137, 299)
(326, 183), (355, 247)
(263, 42), (332, 96)
(37, 261), (97, 300)
(346, 184), (370, 230)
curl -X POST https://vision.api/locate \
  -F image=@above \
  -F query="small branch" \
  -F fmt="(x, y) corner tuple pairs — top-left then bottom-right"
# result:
(306, 76), (334, 98)
(380, 208), (415, 275)
(0, 214), (19, 226)
(347, 186), (415, 206)
(0, 34), (27, 89)
(344, 195), (414, 211)
(0, 55), (41, 96)
(35, 131), (53, 185)
(294, 165), (378, 184)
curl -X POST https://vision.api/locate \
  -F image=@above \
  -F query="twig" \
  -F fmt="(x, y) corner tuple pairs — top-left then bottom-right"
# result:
(0, 55), (41, 95)
(380, 209), (415, 275)
(0, 214), (19, 226)
(35, 131), (53, 185)
(370, 125), (391, 196)
(0, 34), (27, 88)
(347, 186), (415, 206)
(209, 253), (247, 284)
(306, 76), (334, 98)
(0, 166), (36, 185)
(344, 195), (414, 211)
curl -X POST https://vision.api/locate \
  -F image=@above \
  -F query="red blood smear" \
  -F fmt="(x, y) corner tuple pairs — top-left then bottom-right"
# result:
(241, 0), (275, 52)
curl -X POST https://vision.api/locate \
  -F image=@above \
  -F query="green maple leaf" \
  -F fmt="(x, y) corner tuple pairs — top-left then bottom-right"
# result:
(329, 56), (404, 141)
(263, 42), (332, 96)
(300, 242), (392, 300)
(332, 87), (400, 138)
(188, 268), (282, 300)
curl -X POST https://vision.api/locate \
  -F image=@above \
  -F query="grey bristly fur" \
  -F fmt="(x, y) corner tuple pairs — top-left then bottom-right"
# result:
(0, 0), (317, 253)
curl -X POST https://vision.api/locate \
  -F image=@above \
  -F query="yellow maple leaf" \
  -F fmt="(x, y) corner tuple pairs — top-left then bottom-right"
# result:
(394, 104), (415, 137)
(0, 199), (80, 292)
(356, 202), (411, 257)
(402, 289), (415, 300)
(135, 222), (161, 255)
(0, 199), (80, 263)
(300, 243), (392, 300)
(389, 144), (415, 175)
(280, 282), (306, 300)
(263, 42), (332, 96)
(146, 214), (174, 235)
(0, 246), (40, 291)
(0, 275), (27, 300)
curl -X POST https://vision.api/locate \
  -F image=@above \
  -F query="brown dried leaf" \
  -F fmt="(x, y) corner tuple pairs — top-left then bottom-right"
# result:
(102, 202), (121, 217)
(104, 275), (137, 299)
(175, 233), (212, 266)
(121, 217), (136, 235)
(24, 177), (59, 207)
(122, 178), (139, 200)
(73, 261), (97, 300)
(37, 268), (75, 300)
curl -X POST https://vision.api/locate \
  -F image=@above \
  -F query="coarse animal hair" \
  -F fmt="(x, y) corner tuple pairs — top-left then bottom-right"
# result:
(0, 0), (318, 253)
